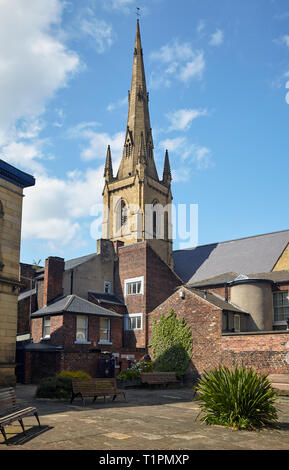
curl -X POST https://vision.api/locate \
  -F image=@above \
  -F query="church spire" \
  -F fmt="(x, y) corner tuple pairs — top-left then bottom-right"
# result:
(162, 149), (172, 186)
(104, 145), (113, 182)
(116, 19), (159, 181)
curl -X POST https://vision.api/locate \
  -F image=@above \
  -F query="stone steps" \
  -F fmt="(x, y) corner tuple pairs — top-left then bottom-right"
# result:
(268, 374), (289, 393)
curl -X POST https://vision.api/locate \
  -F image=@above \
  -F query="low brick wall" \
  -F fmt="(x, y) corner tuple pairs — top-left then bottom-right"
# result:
(221, 331), (289, 374)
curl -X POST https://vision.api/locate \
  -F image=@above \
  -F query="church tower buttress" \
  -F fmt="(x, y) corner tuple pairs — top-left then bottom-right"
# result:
(102, 20), (173, 268)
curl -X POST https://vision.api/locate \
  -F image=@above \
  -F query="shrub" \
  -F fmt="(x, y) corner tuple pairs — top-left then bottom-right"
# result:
(150, 310), (192, 377)
(117, 359), (154, 381)
(36, 370), (91, 399)
(57, 370), (91, 380)
(196, 365), (278, 430)
(36, 376), (73, 399)
(117, 369), (140, 381)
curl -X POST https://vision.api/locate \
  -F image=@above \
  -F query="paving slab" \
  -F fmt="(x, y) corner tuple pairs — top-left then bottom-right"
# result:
(0, 384), (289, 450)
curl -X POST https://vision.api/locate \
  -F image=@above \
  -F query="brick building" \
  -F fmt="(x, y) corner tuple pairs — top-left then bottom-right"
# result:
(17, 20), (289, 383)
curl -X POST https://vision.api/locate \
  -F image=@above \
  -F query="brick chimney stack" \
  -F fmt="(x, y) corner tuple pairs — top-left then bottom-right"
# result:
(43, 257), (65, 306)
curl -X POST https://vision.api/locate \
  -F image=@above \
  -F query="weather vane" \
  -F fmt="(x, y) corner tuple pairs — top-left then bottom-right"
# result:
(136, 7), (140, 18)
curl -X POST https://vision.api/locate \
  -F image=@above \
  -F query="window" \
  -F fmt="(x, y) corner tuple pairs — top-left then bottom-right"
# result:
(42, 316), (50, 339)
(121, 200), (127, 226)
(99, 318), (111, 343)
(233, 314), (240, 332)
(76, 315), (88, 342)
(124, 276), (144, 296)
(273, 291), (289, 323)
(104, 281), (111, 294)
(125, 313), (142, 330)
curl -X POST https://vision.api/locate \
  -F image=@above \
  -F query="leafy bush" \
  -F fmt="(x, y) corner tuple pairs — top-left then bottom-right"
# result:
(36, 376), (73, 399)
(36, 370), (91, 399)
(132, 360), (154, 373)
(150, 310), (192, 377)
(196, 365), (278, 430)
(117, 369), (140, 381)
(57, 370), (91, 380)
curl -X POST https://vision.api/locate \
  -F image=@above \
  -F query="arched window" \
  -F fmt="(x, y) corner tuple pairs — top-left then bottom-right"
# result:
(152, 200), (158, 239)
(121, 199), (127, 227)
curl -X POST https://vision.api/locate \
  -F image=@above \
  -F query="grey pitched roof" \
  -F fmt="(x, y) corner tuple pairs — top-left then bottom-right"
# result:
(64, 253), (97, 271)
(31, 295), (122, 318)
(88, 292), (125, 306)
(186, 287), (249, 314)
(173, 230), (289, 284)
(18, 288), (36, 301)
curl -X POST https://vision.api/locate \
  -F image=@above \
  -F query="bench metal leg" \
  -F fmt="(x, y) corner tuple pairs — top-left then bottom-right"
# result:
(112, 394), (116, 401)
(34, 412), (41, 427)
(18, 418), (25, 435)
(0, 425), (7, 442)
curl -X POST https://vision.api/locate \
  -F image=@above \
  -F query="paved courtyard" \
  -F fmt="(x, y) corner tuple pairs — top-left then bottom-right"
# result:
(1, 384), (289, 450)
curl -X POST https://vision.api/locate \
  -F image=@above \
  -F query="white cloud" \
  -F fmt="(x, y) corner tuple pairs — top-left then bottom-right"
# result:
(149, 40), (205, 87)
(68, 123), (125, 162)
(101, 0), (139, 14)
(283, 35), (289, 48)
(159, 137), (213, 172)
(166, 108), (209, 131)
(80, 11), (115, 53)
(179, 53), (205, 82)
(209, 29), (224, 46)
(22, 166), (105, 246)
(107, 96), (128, 112)
(0, 0), (79, 146)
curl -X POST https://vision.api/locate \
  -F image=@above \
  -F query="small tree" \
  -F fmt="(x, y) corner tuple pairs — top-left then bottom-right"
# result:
(150, 310), (192, 378)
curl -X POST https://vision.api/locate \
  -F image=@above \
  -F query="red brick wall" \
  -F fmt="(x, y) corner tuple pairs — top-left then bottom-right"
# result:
(43, 257), (64, 305)
(149, 286), (289, 380)
(17, 294), (38, 335)
(149, 287), (223, 380)
(116, 241), (182, 349)
(221, 332), (289, 374)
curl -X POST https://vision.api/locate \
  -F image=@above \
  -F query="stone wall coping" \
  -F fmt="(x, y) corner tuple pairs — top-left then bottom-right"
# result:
(222, 330), (289, 337)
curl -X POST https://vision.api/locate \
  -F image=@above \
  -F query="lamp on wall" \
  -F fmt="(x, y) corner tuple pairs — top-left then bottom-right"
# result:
(286, 318), (289, 331)
(179, 290), (185, 299)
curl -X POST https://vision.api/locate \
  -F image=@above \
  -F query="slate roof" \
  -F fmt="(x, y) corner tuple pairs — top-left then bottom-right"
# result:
(189, 270), (289, 288)
(31, 295), (122, 318)
(173, 230), (289, 284)
(88, 292), (125, 306)
(18, 288), (37, 301)
(186, 287), (249, 314)
(64, 253), (97, 271)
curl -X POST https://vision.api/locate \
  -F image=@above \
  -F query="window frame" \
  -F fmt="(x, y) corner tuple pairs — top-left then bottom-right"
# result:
(104, 281), (111, 294)
(124, 276), (144, 296)
(98, 317), (111, 344)
(125, 313), (143, 331)
(75, 315), (90, 344)
(273, 291), (289, 324)
(42, 316), (51, 339)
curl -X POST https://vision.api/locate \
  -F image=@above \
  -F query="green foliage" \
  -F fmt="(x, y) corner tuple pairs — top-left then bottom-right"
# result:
(196, 365), (278, 430)
(150, 310), (192, 376)
(36, 376), (73, 399)
(36, 370), (91, 399)
(57, 370), (91, 380)
(117, 360), (154, 381)
(117, 369), (140, 381)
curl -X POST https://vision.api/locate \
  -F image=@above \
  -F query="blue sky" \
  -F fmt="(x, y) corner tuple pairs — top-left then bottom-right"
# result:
(1, 0), (289, 265)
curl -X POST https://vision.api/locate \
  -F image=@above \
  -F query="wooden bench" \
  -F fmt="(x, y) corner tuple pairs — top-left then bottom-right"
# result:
(0, 387), (40, 443)
(140, 372), (180, 388)
(71, 378), (126, 405)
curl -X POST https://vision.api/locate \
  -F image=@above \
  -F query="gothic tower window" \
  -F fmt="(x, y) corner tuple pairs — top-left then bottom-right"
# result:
(121, 199), (127, 227)
(152, 200), (158, 239)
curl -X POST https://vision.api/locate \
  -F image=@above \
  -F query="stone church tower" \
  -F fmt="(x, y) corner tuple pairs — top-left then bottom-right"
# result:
(102, 20), (173, 268)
